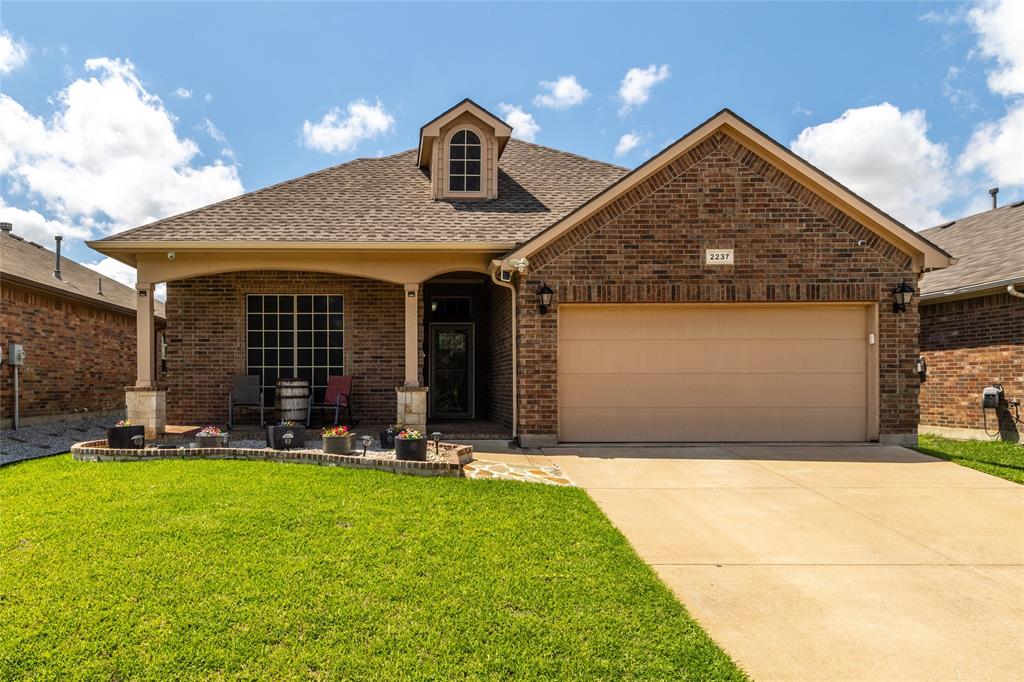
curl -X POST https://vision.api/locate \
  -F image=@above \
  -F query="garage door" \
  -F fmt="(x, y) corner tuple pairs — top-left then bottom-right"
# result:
(558, 305), (872, 442)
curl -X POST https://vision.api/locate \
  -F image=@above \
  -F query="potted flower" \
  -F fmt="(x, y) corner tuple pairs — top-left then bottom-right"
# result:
(322, 425), (355, 455)
(394, 429), (427, 461)
(107, 418), (145, 449)
(266, 420), (305, 450)
(379, 423), (403, 449)
(195, 426), (224, 448)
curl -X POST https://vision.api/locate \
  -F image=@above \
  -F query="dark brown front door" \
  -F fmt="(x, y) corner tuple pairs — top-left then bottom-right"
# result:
(429, 323), (474, 419)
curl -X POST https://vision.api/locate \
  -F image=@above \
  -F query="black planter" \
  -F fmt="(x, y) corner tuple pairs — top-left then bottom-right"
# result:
(323, 435), (354, 455)
(195, 435), (224, 448)
(379, 431), (397, 449)
(107, 425), (145, 449)
(266, 425), (306, 450)
(395, 437), (427, 461)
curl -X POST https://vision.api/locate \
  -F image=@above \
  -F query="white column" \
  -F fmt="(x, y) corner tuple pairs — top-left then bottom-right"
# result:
(136, 282), (156, 388)
(403, 283), (419, 387)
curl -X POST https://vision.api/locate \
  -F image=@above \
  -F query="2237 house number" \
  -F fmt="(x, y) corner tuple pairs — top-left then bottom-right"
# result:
(705, 248), (735, 265)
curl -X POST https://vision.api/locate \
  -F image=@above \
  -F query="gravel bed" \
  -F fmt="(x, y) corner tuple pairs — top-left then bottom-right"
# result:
(1, 417), (114, 466)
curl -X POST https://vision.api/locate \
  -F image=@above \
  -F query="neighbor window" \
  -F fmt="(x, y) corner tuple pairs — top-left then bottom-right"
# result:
(246, 294), (344, 405)
(448, 129), (481, 192)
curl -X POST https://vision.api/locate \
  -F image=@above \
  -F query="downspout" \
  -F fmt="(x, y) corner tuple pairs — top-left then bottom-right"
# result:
(1008, 284), (1024, 300)
(490, 266), (518, 440)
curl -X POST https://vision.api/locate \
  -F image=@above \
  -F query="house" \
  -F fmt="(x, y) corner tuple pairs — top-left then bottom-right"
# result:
(87, 101), (952, 445)
(918, 197), (1024, 441)
(0, 223), (166, 428)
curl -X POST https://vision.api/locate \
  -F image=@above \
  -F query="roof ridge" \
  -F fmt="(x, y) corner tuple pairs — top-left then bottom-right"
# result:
(98, 151), (414, 242)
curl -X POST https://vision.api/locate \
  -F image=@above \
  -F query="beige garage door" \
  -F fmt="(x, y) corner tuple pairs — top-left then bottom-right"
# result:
(558, 305), (873, 442)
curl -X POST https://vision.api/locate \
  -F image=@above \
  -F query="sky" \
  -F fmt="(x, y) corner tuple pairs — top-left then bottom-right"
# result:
(1, 1), (1022, 293)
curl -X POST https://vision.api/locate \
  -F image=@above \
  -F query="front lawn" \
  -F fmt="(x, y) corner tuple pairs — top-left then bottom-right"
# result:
(917, 434), (1024, 484)
(0, 456), (744, 680)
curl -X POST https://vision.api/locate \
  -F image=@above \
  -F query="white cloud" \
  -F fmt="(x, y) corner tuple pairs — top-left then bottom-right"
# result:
(172, 87), (192, 99)
(618, 64), (670, 114)
(301, 98), (394, 154)
(967, 0), (1024, 96)
(791, 103), (952, 228)
(534, 75), (590, 110)
(0, 197), (89, 243)
(0, 57), (244, 233)
(204, 93), (213, 103)
(792, 103), (814, 117)
(959, 102), (1024, 186)
(0, 30), (29, 75)
(497, 103), (540, 142)
(942, 66), (979, 112)
(614, 132), (642, 157)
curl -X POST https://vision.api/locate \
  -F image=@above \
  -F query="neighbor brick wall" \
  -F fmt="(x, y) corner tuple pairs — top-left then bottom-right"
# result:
(0, 281), (137, 422)
(165, 271), (406, 425)
(488, 284), (513, 428)
(516, 131), (920, 441)
(920, 292), (1024, 431)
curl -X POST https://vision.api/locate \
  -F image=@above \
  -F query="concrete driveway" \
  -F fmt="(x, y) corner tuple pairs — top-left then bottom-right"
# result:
(541, 444), (1024, 681)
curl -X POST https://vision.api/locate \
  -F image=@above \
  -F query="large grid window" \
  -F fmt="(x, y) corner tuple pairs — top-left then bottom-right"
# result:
(448, 129), (481, 192)
(246, 294), (344, 405)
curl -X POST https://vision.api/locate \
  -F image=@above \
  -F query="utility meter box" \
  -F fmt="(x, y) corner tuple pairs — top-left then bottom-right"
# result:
(7, 342), (24, 366)
(982, 385), (1003, 409)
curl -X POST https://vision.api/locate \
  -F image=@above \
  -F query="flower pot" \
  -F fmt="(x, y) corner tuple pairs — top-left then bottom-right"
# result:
(322, 435), (354, 455)
(107, 425), (145, 449)
(395, 437), (427, 461)
(266, 425), (305, 450)
(379, 431), (396, 449)
(195, 435), (223, 448)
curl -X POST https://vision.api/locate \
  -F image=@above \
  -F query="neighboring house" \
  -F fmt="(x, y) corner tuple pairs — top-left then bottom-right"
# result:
(88, 101), (952, 445)
(918, 199), (1024, 441)
(0, 224), (166, 428)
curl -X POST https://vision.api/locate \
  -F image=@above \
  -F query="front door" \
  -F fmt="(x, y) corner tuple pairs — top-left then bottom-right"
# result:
(429, 323), (474, 419)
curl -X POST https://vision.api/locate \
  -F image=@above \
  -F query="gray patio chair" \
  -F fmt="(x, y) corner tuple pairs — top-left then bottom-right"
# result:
(228, 375), (264, 428)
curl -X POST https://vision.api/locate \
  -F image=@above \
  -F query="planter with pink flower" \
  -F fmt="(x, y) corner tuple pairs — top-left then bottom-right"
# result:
(107, 419), (145, 449)
(195, 426), (225, 448)
(322, 425), (355, 455)
(394, 429), (427, 461)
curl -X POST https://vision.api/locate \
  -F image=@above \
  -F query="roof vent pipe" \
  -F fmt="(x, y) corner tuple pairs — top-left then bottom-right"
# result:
(54, 235), (63, 280)
(0, 222), (12, 232)
(989, 187), (999, 209)
(97, 277), (103, 295)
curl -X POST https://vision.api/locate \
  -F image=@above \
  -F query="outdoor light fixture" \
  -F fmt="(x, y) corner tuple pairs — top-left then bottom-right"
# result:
(536, 283), (554, 315)
(361, 434), (372, 457)
(431, 431), (442, 455)
(892, 280), (915, 313)
(282, 430), (294, 449)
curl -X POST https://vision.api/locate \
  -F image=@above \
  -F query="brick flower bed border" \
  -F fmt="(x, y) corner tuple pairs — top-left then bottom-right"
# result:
(70, 440), (474, 477)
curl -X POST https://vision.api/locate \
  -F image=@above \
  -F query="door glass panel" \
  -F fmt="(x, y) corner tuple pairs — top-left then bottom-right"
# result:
(431, 327), (472, 417)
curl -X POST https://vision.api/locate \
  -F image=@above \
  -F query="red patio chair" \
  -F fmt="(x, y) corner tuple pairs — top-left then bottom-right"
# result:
(307, 375), (355, 426)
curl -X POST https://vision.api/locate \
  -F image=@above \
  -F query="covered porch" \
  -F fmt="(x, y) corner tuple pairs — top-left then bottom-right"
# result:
(110, 245), (515, 439)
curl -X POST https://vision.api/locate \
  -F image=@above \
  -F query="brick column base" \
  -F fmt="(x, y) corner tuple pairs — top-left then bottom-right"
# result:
(396, 386), (428, 432)
(125, 387), (166, 437)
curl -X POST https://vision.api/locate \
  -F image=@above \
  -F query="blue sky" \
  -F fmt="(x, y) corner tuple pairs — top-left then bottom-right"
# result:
(1, 1), (1022, 286)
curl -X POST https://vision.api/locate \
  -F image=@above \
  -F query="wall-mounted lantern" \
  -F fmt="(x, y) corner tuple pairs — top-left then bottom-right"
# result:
(537, 283), (554, 315)
(892, 280), (915, 313)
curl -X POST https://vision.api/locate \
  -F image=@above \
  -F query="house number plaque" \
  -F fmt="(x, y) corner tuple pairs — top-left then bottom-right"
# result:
(705, 248), (734, 265)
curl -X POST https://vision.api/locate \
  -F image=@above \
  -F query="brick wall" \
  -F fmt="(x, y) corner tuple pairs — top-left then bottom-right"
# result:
(0, 282), (136, 422)
(488, 284), (513, 427)
(920, 292), (1024, 433)
(516, 131), (920, 442)
(165, 271), (406, 426)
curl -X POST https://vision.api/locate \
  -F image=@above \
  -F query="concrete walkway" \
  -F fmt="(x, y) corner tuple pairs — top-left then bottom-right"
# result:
(540, 444), (1024, 681)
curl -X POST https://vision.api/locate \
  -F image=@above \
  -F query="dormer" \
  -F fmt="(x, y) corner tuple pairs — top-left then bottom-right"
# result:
(417, 99), (513, 201)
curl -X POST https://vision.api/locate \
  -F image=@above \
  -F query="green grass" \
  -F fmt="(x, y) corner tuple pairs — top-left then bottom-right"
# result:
(916, 435), (1024, 484)
(0, 456), (744, 681)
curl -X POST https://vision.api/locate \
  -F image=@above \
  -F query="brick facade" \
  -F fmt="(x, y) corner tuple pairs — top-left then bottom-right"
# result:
(515, 131), (921, 443)
(920, 292), (1023, 437)
(165, 271), (409, 426)
(1, 282), (138, 423)
(487, 284), (514, 428)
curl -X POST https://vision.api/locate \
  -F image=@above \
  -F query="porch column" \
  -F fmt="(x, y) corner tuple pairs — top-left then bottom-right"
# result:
(125, 281), (165, 437)
(396, 283), (427, 431)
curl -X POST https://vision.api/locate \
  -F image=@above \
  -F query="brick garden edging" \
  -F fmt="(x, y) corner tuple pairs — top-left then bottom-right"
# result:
(71, 440), (474, 477)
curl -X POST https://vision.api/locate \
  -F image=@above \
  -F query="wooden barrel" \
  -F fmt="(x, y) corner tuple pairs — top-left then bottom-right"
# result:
(276, 378), (310, 422)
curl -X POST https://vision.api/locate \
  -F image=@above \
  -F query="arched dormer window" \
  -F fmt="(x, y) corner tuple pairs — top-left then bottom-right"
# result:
(449, 129), (482, 193)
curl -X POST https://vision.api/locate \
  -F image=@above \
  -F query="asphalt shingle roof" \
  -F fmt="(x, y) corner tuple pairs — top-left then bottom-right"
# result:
(1, 230), (166, 317)
(100, 140), (628, 245)
(919, 201), (1024, 298)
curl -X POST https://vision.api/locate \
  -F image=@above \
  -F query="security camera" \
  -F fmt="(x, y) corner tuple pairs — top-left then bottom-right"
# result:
(167, 251), (176, 260)
(857, 240), (867, 247)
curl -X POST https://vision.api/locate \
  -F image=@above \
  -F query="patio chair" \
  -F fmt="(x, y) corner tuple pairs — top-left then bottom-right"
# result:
(228, 375), (264, 428)
(307, 375), (355, 427)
